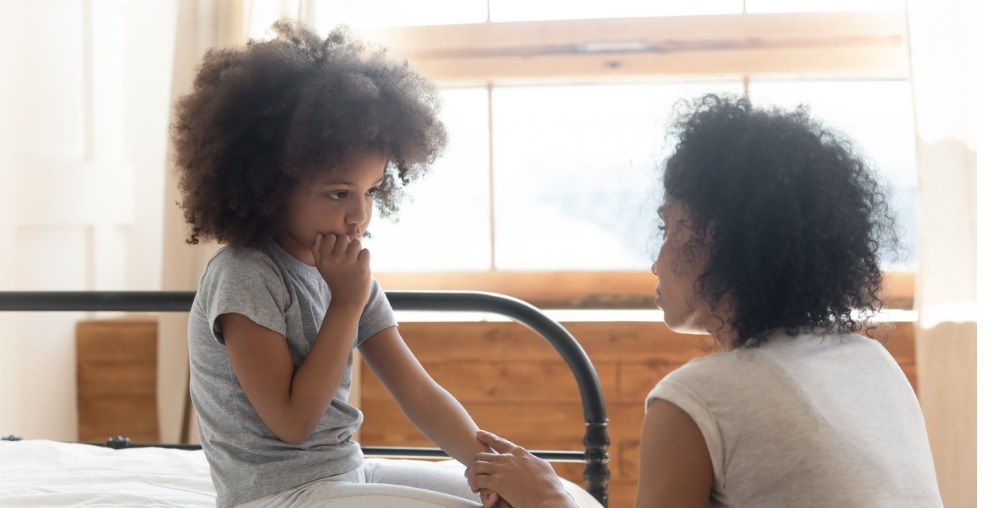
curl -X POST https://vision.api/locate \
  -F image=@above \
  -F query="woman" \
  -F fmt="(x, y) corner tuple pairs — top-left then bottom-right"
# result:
(467, 95), (942, 507)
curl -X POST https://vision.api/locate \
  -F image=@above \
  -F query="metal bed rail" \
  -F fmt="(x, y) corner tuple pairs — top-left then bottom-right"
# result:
(0, 290), (610, 506)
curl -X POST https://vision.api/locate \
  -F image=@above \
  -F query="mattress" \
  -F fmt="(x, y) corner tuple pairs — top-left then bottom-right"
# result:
(0, 439), (602, 507)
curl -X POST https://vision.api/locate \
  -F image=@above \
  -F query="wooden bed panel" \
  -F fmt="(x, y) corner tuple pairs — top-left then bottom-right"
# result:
(361, 360), (615, 403)
(361, 398), (588, 446)
(67, 316), (915, 508)
(76, 319), (159, 443)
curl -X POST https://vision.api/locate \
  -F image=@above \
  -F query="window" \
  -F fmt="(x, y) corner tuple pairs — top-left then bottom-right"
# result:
(309, 0), (487, 27)
(298, 8), (915, 307)
(489, 0), (742, 21)
(745, 0), (903, 13)
(366, 87), (492, 271)
(489, 81), (742, 270)
(369, 77), (916, 273)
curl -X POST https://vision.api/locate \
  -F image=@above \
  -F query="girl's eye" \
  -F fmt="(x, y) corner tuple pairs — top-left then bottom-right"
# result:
(327, 191), (349, 200)
(657, 222), (668, 235)
(365, 187), (379, 197)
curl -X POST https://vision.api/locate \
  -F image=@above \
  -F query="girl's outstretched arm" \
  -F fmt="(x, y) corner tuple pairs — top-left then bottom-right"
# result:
(359, 327), (490, 466)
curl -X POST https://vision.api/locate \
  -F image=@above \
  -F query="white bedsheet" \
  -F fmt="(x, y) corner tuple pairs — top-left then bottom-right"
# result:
(0, 439), (215, 506)
(0, 440), (603, 507)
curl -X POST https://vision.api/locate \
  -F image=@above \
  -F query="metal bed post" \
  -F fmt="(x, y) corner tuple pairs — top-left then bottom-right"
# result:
(387, 291), (611, 505)
(0, 290), (610, 506)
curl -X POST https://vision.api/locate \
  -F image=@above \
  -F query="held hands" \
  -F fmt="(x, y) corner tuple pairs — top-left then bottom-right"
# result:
(466, 431), (575, 508)
(311, 233), (371, 308)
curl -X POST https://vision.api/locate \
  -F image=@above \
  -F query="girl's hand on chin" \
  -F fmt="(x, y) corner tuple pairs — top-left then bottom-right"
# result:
(311, 233), (371, 308)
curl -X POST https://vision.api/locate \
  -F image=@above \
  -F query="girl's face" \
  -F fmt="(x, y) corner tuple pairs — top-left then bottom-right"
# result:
(651, 200), (710, 334)
(275, 150), (387, 265)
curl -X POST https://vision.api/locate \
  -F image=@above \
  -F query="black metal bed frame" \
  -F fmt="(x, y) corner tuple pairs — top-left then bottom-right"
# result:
(0, 290), (610, 506)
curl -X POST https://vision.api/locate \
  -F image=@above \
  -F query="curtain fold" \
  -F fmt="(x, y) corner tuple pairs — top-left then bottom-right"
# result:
(906, 0), (977, 506)
(159, 0), (251, 445)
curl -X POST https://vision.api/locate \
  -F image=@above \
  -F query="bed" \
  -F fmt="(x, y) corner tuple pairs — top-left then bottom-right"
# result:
(0, 290), (610, 507)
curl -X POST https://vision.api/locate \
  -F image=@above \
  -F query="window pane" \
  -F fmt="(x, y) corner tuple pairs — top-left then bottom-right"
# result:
(311, 0), (487, 28)
(746, 0), (903, 13)
(491, 80), (743, 270)
(367, 87), (492, 271)
(748, 78), (917, 268)
(490, 0), (742, 21)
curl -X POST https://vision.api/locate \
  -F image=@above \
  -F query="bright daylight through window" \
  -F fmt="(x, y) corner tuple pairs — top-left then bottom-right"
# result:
(273, 0), (918, 274)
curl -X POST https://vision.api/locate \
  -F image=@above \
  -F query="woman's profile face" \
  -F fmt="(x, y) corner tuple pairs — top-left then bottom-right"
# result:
(652, 200), (709, 334)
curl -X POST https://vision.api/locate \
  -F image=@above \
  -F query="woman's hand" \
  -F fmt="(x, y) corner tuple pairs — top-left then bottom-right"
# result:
(466, 431), (576, 508)
(480, 490), (513, 508)
(311, 233), (370, 308)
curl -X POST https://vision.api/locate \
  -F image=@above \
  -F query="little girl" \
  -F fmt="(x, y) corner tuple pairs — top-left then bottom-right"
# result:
(174, 21), (491, 508)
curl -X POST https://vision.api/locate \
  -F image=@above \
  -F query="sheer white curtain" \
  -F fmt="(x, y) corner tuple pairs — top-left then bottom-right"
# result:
(159, 0), (249, 444)
(906, 0), (977, 506)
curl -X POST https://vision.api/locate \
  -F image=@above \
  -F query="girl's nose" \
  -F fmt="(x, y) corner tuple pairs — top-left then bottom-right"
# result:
(346, 199), (369, 224)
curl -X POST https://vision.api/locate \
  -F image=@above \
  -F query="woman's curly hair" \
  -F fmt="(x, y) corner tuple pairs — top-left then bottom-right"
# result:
(664, 94), (898, 347)
(171, 20), (446, 247)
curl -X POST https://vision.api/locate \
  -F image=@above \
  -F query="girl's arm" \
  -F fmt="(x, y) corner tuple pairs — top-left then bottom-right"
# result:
(635, 399), (713, 508)
(221, 234), (370, 445)
(359, 326), (490, 466)
(220, 300), (362, 445)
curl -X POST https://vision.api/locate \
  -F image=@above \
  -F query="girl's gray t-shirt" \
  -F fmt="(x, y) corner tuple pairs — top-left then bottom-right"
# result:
(188, 241), (396, 507)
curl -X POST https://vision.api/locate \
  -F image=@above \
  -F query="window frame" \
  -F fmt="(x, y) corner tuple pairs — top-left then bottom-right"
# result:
(376, 271), (913, 310)
(356, 11), (907, 81)
(356, 11), (913, 309)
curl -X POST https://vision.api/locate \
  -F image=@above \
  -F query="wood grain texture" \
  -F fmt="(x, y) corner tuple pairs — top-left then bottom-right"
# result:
(76, 319), (159, 442)
(355, 12), (907, 81)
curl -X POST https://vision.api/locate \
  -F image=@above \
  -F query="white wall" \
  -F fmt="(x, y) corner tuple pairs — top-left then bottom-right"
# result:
(0, 0), (177, 440)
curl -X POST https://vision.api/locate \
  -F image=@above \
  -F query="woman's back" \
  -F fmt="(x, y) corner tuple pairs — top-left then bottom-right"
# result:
(646, 332), (942, 507)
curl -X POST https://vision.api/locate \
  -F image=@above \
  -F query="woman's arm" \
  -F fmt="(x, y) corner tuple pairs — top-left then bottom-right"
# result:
(635, 399), (713, 508)
(359, 326), (490, 466)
